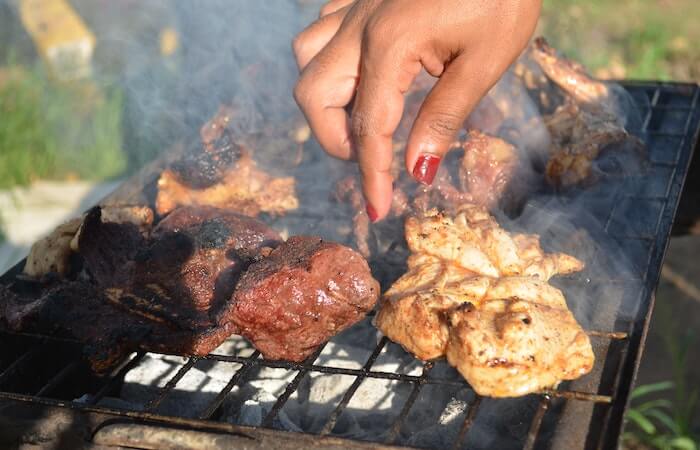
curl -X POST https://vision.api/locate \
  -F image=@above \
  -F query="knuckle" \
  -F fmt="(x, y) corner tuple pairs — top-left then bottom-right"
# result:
(293, 78), (312, 109)
(425, 111), (462, 140)
(319, 3), (335, 17)
(291, 32), (309, 58)
(351, 111), (374, 139)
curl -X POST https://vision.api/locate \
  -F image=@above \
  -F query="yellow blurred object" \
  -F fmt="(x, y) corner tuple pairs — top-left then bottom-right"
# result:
(18, 0), (96, 80)
(159, 27), (179, 57)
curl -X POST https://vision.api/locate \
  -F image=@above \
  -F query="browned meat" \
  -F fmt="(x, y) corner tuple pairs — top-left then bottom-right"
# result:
(3, 206), (283, 372)
(231, 236), (379, 361)
(544, 100), (644, 187)
(460, 130), (519, 209)
(156, 151), (298, 217)
(334, 175), (372, 257)
(170, 106), (242, 189)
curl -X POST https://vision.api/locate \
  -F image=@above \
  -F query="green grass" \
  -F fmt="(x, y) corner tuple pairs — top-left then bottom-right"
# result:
(540, 0), (700, 81)
(0, 64), (126, 189)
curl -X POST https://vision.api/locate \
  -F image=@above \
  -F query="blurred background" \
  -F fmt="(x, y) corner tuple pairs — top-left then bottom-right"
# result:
(0, 1), (698, 448)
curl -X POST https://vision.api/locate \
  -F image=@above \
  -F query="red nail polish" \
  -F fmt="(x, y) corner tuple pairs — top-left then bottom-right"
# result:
(366, 203), (379, 223)
(412, 154), (441, 185)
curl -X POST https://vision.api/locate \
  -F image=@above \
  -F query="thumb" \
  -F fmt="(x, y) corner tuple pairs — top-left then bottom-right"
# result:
(406, 57), (492, 184)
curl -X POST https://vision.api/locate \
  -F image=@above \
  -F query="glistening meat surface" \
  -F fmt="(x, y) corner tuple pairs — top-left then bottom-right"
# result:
(231, 236), (380, 361)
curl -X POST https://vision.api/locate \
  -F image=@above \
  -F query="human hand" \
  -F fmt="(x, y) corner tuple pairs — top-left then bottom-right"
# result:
(293, 0), (541, 221)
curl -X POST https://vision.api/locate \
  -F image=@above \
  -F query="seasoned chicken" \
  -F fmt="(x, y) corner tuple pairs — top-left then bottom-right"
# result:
(375, 206), (593, 397)
(156, 151), (298, 216)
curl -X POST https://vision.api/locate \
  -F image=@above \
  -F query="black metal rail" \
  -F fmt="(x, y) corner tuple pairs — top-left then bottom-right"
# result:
(0, 81), (698, 450)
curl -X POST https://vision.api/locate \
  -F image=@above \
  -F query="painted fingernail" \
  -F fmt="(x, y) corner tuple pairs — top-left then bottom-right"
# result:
(412, 154), (441, 185)
(366, 203), (379, 223)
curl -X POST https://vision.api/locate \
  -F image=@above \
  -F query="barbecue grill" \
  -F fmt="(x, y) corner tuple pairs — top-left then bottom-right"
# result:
(1, 81), (699, 450)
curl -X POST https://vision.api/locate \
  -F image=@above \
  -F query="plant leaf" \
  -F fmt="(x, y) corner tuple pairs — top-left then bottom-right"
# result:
(637, 399), (673, 412)
(668, 436), (697, 450)
(645, 408), (680, 435)
(631, 381), (674, 400)
(627, 409), (656, 434)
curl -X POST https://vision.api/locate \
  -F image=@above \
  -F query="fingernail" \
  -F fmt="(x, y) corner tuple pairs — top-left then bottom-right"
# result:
(366, 203), (379, 223)
(412, 154), (441, 185)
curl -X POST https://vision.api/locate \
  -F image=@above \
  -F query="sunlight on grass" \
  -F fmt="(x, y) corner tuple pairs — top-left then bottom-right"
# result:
(0, 64), (126, 189)
(540, 0), (699, 81)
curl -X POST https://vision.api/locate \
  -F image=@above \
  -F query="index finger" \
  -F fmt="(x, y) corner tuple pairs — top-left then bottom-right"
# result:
(351, 54), (420, 221)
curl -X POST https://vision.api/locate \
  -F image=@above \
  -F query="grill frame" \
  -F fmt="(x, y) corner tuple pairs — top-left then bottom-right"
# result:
(1, 81), (699, 450)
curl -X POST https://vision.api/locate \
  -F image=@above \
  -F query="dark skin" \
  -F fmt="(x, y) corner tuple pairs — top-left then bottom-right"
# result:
(293, 0), (542, 221)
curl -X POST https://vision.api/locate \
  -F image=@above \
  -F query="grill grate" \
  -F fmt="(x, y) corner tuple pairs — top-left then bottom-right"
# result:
(1, 81), (699, 450)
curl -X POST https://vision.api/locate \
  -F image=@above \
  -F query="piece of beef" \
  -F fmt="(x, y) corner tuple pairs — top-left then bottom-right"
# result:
(1, 205), (283, 373)
(230, 236), (380, 361)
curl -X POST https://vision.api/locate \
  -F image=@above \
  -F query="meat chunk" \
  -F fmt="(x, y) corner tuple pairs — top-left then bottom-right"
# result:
(375, 205), (593, 397)
(170, 106), (242, 189)
(156, 151), (299, 216)
(231, 236), (379, 361)
(5, 206), (283, 372)
(24, 206), (154, 279)
(544, 100), (645, 187)
(460, 130), (519, 209)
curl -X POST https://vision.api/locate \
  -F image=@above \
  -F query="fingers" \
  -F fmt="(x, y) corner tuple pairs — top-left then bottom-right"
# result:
(319, 0), (355, 17)
(292, 6), (351, 71)
(351, 50), (421, 221)
(294, 30), (361, 161)
(405, 56), (487, 183)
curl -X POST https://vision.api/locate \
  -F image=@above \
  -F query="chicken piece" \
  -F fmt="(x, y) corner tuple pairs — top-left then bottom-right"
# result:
(23, 206), (154, 278)
(156, 151), (299, 216)
(405, 207), (583, 280)
(544, 101), (643, 187)
(375, 206), (593, 397)
(24, 218), (83, 278)
(530, 37), (610, 107)
(460, 130), (519, 209)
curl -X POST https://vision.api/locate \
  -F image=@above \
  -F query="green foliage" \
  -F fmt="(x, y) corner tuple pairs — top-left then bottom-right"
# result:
(541, 0), (700, 81)
(623, 304), (699, 450)
(0, 63), (126, 189)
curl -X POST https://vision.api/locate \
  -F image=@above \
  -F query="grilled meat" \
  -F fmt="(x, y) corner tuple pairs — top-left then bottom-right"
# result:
(460, 130), (519, 210)
(530, 37), (610, 107)
(24, 206), (154, 279)
(231, 236), (379, 361)
(4, 206), (283, 372)
(170, 106), (242, 189)
(544, 100), (644, 187)
(156, 151), (299, 216)
(375, 206), (593, 397)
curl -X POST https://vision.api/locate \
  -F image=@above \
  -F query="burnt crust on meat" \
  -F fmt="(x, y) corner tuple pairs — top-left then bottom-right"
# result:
(2, 205), (283, 373)
(231, 236), (379, 361)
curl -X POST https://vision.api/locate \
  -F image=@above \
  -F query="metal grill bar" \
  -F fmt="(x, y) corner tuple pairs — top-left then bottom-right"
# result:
(523, 397), (550, 450)
(35, 361), (80, 397)
(0, 346), (41, 387)
(198, 350), (261, 420)
(385, 362), (434, 444)
(450, 395), (483, 450)
(319, 337), (388, 436)
(261, 344), (328, 428)
(87, 352), (145, 406)
(145, 357), (199, 412)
